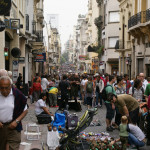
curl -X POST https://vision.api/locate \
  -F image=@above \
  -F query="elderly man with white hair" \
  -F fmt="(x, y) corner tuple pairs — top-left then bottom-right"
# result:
(7, 71), (12, 78)
(139, 73), (148, 91)
(0, 76), (28, 150)
(0, 69), (8, 77)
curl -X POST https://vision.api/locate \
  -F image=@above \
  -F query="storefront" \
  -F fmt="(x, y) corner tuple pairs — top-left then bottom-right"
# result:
(107, 58), (119, 75)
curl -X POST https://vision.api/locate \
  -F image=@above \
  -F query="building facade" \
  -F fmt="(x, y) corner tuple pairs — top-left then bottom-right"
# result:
(47, 26), (61, 75)
(0, 0), (45, 92)
(0, 0), (26, 82)
(116, 0), (132, 78)
(128, 0), (150, 77)
(100, 0), (120, 75)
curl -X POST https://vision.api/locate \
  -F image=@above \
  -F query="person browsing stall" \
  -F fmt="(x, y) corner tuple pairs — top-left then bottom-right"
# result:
(35, 93), (53, 116)
(107, 93), (139, 125)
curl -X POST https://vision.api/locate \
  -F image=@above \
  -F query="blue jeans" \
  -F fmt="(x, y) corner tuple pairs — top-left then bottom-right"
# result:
(128, 133), (145, 147)
(96, 92), (102, 106)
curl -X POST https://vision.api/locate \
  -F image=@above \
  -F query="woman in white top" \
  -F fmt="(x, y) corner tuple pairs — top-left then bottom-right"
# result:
(35, 93), (53, 116)
(129, 79), (144, 102)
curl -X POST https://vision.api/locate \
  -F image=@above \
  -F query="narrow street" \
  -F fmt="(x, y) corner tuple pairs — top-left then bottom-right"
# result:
(1, 0), (150, 150)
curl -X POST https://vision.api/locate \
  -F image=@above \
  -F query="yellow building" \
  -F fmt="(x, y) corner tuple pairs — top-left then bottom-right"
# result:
(0, 0), (26, 82)
(86, 0), (99, 74)
(48, 27), (61, 75)
(128, 0), (150, 77)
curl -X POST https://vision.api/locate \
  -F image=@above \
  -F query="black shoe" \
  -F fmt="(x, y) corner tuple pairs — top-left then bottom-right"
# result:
(106, 126), (113, 132)
(110, 126), (115, 130)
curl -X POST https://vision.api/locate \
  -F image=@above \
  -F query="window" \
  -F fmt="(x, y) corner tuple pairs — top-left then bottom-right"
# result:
(26, 15), (29, 31)
(109, 11), (120, 23)
(108, 37), (119, 48)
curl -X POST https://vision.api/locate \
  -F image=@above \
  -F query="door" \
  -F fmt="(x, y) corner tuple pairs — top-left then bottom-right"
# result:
(137, 58), (143, 75)
(111, 64), (119, 75)
(146, 64), (150, 77)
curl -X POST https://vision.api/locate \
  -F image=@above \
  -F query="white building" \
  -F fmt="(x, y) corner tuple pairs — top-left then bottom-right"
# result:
(101, 0), (120, 75)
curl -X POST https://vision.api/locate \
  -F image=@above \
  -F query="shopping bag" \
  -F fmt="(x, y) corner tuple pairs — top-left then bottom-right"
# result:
(47, 131), (60, 150)
(53, 113), (66, 130)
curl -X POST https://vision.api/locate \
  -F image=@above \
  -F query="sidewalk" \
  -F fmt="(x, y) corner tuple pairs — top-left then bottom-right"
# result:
(20, 99), (150, 150)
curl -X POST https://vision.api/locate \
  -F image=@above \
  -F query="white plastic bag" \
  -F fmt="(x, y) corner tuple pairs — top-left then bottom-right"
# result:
(47, 130), (60, 150)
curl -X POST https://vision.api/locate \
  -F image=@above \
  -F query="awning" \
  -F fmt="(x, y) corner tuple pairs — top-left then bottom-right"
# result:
(107, 58), (119, 63)
(87, 45), (97, 52)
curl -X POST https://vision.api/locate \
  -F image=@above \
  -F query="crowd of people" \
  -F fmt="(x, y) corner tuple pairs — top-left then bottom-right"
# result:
(1, 68), (150, 149)
(31, 71), (150, 149)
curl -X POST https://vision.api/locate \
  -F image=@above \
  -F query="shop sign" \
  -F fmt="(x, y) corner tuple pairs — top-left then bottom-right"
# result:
(18, 57), (25, 63)
(0, 21), (5, 32)
(0, 0), (12, 16)
(79, 55), (86, 60)
(34, 53), (46, 62)
(99, 61), (104, 66)
(12, 60), (19, 83)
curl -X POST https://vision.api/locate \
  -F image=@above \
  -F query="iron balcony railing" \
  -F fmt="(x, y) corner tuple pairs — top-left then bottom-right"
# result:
(146, 8), (150, 22)
(128, 10), (150, 28)
(35, 30), (43, 42)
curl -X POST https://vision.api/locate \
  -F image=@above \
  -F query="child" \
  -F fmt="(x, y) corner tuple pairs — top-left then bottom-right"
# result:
(48, 79), (58, 107)
(119, 116), (129, 150)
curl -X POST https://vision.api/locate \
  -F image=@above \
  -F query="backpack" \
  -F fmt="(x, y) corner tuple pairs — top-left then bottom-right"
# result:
(101, 85), (113, 101)
(132, 87), (145, 100)
(86, 82), (93, 93)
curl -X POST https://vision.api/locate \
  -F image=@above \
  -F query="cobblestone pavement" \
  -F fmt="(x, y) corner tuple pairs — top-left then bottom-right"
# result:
(20, 99), (150, 150)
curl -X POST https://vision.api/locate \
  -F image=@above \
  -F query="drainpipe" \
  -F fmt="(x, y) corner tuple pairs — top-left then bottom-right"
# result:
(122, 51), (125, 75)
(143, 43), (146, 75)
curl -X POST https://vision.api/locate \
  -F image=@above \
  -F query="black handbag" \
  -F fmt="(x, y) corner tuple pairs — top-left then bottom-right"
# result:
(37, 114), (51, 124)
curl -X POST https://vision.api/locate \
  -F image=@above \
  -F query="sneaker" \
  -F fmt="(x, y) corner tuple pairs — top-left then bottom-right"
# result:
(127, 145), (137, 149)
(106, 126), (113, 132)
(98, 104), (102, 108)
(110, 126), (115, 130)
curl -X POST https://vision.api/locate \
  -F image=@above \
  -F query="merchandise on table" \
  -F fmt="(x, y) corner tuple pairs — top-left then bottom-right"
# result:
(79, 132), (122, 150)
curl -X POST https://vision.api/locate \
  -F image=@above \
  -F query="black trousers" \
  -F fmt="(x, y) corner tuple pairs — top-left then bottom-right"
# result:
(147, 112), (150, 139)
(59, 94), (68, 110)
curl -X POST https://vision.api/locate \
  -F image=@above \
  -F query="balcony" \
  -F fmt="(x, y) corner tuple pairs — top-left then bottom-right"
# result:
(128, 12), (145, 28)
(115, 40), (132, 52)
(115, 40), (124, 50)
(33, 30), (43, 42)
(54, 53), (59, 58)
(54, 41), (58, 46)
(128, 9), (150, 29)
(128, 9), (150, 44)
(36, 8), (44, 22)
